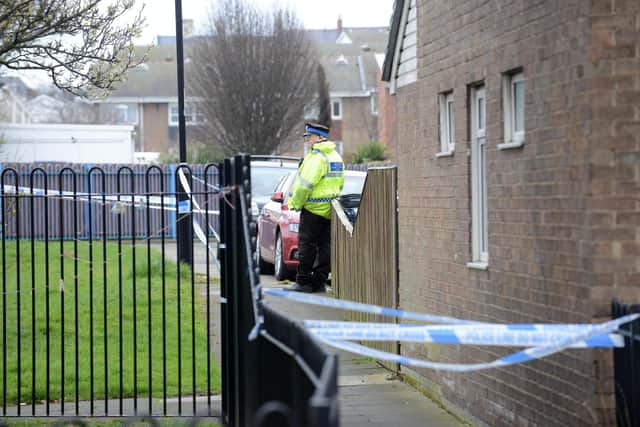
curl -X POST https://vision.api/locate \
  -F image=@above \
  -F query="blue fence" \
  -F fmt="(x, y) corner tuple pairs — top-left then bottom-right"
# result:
(0, 163), (220, 240)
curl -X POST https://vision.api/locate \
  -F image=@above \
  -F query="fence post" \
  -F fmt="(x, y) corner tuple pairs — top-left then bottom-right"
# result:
(220, 154), (260, 427)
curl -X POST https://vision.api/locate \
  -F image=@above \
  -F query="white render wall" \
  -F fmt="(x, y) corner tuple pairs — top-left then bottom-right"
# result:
(0, 123), (134, 163)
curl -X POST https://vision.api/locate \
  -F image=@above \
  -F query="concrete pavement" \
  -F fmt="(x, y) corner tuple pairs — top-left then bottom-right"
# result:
(166, 235), (465, 427)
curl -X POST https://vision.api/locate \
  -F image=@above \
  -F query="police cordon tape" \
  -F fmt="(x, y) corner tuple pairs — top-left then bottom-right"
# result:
(2, 184), (220, 216)
(304, 321), (623, 348)
(263, 288), (479, 324)
(262, 288), (639, 371)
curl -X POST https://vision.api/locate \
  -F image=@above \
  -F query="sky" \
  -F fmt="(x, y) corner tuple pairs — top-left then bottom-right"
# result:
(137, 0), (395, 43)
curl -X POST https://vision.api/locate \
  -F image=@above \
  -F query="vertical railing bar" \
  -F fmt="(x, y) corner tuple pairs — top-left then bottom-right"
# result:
(204, 166), (214, 416)
(161, 171), (168, 416)
(100, 171), (108, 416)
(176, 169), (183, 416)
(116, 168), (128, 416)
(74, 170), (80, 415)
(145, 169), (154, 416)
(131, 171), (138, 416)
(58, 169), (72, 417)
(87, 169), (95, 416)
(29, 172), (37, 416)
(16, 171), (22, 416)
(1, 169), (9, 416)
(189, 170), (196, 416)
(43, 171), (50, 416)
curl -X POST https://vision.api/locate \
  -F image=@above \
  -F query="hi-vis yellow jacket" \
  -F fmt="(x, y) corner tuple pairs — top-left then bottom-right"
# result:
(289, 141), (345, 219)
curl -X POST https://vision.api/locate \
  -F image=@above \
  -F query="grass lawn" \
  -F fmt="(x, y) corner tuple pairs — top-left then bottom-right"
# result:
(0, 241), (220, 406)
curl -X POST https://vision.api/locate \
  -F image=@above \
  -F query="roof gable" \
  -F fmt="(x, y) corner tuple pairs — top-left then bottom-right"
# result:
(382, 0), (418, 92)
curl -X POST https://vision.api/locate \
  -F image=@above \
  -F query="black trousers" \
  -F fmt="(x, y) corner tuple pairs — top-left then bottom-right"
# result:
(296, 209), (331, 287)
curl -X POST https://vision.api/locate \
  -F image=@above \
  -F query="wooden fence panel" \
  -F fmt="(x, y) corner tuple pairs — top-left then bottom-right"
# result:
(331, 167), (398, 370)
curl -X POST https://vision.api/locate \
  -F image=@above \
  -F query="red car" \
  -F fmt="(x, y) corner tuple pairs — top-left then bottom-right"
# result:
(257, 170), (367, 280)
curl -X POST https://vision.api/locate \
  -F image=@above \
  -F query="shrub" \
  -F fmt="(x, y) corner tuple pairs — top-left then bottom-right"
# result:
(349, 141), (387, 164)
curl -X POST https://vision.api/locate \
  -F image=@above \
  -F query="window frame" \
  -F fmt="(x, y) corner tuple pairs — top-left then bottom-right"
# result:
(168, 102), (201, 126)
(331, 98), (342, 120)
(500, 71), (525, 150)
(437, 91), (455, 156)
(469, 85), (489, 269)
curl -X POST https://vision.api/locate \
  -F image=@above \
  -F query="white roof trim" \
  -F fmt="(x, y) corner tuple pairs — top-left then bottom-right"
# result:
(329, 91), (370, 98)
(93, 96), (178, 104)
(336, 32), (353, 44)
(389, 0), (412, 95)
(1, 123), (135, 131)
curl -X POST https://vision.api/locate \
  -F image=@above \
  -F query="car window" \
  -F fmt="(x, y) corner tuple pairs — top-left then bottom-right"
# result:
(274, 174), (289, 193)
(251, 166), (296, 198)
(342, 175), (366, 195)
(283, 172), (297, 203)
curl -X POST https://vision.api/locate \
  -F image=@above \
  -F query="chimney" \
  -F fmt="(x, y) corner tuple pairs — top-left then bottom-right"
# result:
(183, 19), (194, 38)
(337, 15), (343, 33)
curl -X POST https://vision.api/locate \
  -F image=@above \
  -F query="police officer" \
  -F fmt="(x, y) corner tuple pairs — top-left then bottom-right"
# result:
(286, 122), (345, 293)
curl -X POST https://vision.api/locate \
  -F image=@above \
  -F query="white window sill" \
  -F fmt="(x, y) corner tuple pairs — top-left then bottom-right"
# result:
(435, 150), (454, 158)
(498, 140), (524, 150)
(467, 262), (489, 271)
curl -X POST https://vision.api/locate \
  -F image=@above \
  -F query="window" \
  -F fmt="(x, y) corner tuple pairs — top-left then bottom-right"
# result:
(331, 99), (342, 120)
(469, 85), (488, 268)
(169, 103), (202, 126)
(500, 71), (525, 149)
(370, 94), (378, 115)
(437, 92), (455, 155)
(114, 104), (138, 124)
(116, 105), (128, 123)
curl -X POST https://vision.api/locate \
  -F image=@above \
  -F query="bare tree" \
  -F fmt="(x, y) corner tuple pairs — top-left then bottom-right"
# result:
(0, 0), (146, 98)
(316, 63), (331, 128)
(189, 0), (318, 155)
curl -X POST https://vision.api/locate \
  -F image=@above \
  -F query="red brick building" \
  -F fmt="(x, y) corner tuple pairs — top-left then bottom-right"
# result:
(383, 0), (640, 426)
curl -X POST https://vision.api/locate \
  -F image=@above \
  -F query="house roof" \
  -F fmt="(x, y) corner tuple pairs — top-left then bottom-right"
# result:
(103, 26), (389, 102)
(315, 27), (389, 96)
(382, 0), (405, 82)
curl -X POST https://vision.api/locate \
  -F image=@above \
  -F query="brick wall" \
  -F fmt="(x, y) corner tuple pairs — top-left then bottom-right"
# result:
(142, 103), (169, 153)
(394, 0), (639, 426)
(587, 0), (640, 421)
(377, 67), (396, 159)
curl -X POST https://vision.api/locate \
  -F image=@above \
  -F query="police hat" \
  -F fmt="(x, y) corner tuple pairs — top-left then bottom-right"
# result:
(304, 122), (330, 138)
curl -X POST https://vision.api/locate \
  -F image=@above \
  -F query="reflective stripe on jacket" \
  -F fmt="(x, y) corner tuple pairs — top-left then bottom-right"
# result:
(289, 141), (345, 219)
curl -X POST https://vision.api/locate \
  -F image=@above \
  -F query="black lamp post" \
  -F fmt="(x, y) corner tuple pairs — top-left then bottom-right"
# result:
(175, 0), (192, 265)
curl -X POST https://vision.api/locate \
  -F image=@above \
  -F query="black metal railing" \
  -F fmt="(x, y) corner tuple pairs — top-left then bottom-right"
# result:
(0, 164), (221, 419)
(220, 154), (339, 427)
(613, 299), (640, 427)
(0, 156), (339, 425)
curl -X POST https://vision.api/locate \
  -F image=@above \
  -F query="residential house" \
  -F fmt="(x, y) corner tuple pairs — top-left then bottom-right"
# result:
(305, 19), (391, 158)
(92, 40), (206, 156)
(95, 19), (392, 159)
(383, 1), (640, 426)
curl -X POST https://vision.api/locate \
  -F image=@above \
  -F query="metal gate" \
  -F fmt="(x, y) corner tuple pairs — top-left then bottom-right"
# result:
(0, 163), (221, 418)
(220, 154), (339, 427)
